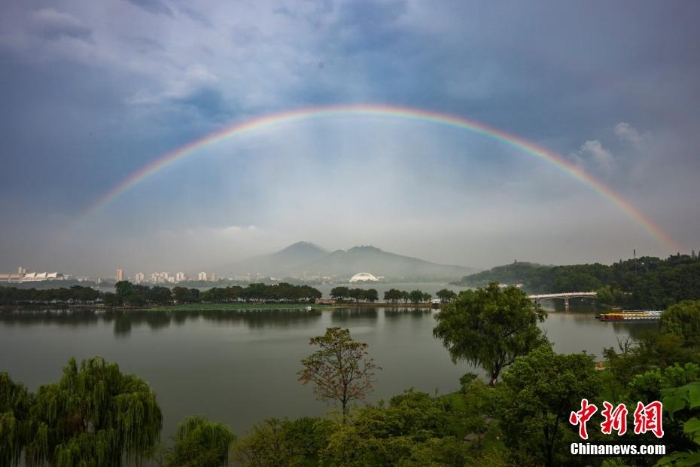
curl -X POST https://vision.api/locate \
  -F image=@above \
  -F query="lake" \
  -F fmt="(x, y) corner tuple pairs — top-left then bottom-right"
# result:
(0, 301), (657, 440)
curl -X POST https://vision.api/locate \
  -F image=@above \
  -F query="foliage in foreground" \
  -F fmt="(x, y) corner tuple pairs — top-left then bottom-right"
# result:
(231, 388), (505, 467)
(1, 357), (162, 467)
(496, 345), (602, 467)
(164, 415), (236, 467)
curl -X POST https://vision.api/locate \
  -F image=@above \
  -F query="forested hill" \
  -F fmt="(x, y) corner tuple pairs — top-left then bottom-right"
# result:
(454, 254), (700, 309)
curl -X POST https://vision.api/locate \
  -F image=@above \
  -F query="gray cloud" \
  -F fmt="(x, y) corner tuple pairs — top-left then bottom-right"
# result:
(129, 36), (166, 54)
(178, 6), (212, 27)
(1, 0), (699, 276)
(571, 140), (615, 176)
(30, 8), (93, 41)
(126, 0), (173, 17)
(614, 122), (643, 145)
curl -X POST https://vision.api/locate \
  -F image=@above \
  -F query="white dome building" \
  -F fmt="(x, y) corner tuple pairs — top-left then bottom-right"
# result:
(349, 272), (379, 283)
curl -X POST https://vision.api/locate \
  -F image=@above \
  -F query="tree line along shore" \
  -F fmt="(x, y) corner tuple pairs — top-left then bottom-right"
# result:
(0, 282), (457, 310)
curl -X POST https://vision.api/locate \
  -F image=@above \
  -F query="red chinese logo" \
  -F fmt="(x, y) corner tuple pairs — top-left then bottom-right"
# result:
(633, 401), (664, 438)
(570, 398), (598, 439)
(601, 401), (628, 436)
(570, 400), (664, 439)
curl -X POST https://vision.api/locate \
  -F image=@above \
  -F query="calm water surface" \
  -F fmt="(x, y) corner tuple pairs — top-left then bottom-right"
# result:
(0, 302), (657, 439)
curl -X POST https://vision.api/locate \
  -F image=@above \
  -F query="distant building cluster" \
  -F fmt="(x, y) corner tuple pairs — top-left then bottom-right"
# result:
(130, 270), (219, 284)
(0, 266), (66, 283)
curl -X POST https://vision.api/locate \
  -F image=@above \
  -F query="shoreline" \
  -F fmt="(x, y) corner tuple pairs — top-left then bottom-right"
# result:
(1, 302), (439, 312)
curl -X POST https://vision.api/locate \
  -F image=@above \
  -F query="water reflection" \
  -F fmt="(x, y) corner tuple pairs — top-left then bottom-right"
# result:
(0, 308), (322, 336)
(331, 308), (378, 322)
(611, 322), (660, 340)
(198, 309), (322, 330)
(113, 313), (132, 338)
(0, 309), (101, 327)
(0, 305), (656, 440)
(384, 308), (430, 319)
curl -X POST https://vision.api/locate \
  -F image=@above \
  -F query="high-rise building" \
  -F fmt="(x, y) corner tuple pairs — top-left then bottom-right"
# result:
(175, 272), (186, 282)
(198, 272), (208, 281)
(116, 268), (124, 282)
(134, 272), (145, 283)
(209, 273), (217, 282)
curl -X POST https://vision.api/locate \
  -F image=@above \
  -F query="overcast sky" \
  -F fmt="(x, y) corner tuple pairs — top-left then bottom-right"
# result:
(1, 0), (699, 277)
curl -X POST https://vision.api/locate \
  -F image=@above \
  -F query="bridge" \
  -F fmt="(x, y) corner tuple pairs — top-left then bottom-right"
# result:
(528, 292), (597, 310)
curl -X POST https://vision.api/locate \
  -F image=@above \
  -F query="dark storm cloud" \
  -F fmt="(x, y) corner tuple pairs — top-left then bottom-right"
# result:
(126, 0), (174, 17)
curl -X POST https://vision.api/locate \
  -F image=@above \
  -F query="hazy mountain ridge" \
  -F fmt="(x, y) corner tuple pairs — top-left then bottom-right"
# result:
(215, 242), (328, 277)
(214, 243), (478, 280)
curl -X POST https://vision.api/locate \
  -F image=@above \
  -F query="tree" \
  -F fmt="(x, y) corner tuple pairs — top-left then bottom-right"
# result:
(433, 282), (547, 386)
(165, 415), (235, 467)
(24, 356), (162, 466)
(383, 289), (402, 303)
(409, 289), (424, 304)
(330, 287), (350, 301)
(319, 389), (476, 466)
(173, 287), (199, 304)
(661, 300), (700, 347)
(115, 280), (143, 306)
(349, 288), (364, 303)
(298, 327), (381, 418)
(436, 289), (457, 303)
(365, 289), (379, 303)
(232, 417), (330, 467)
(0, 372), (32, 467)
(496, 345), (602, 467)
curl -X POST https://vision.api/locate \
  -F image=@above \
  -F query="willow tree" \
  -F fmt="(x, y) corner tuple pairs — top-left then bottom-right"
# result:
(433, 282), (548, 386)
(298, 327), (381, 418)
(0, 372), (32, 467)
(24, 356), (162, 467)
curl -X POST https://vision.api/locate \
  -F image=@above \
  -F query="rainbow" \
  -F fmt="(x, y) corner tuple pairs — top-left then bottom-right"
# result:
(79, 104), (680, 252)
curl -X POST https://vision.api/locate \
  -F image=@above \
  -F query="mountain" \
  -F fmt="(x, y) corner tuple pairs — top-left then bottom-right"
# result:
(214, 243), (478, 280)
(214, 242), (328, 277)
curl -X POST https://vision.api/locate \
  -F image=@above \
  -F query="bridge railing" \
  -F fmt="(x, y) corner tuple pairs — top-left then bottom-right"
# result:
(528, 292), (597, 300)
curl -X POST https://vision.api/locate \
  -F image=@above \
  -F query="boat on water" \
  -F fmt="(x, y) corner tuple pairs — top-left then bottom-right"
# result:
(596, 310), (663, 322)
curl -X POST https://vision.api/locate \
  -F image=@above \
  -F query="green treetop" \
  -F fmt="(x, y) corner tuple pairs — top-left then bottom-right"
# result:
(433, 282), (547, 386)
